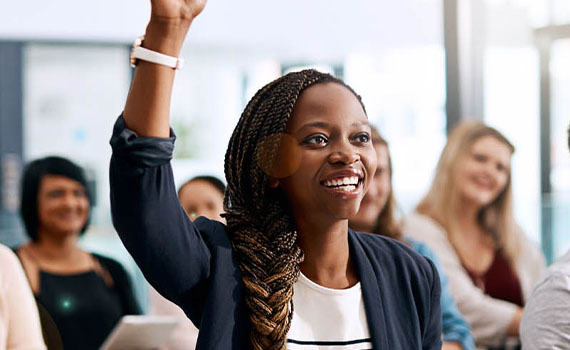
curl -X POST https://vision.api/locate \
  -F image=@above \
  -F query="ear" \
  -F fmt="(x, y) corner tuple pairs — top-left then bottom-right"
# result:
(268, 177), (280, 188)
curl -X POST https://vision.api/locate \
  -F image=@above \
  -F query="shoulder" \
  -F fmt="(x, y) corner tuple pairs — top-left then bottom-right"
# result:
(403, 212), (446, 240)
(0, 243), (18, 263)
(351, 229), (411, 255)
(402, 213), (457, 260)
(0, 244), (28, 290)
(91, 253), (129, 278)
(532, 250), (570, 291)
(350, 230), (437, 278)
(518, 232), (545, 262)
(193, 217), (230, 246)
(549, 250), (570, 274)
(0, 244), (22, 275)
(514, 229), (546, 276)
(407, 238), (438, 262)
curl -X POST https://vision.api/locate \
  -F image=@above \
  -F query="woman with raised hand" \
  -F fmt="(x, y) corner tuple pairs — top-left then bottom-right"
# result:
(110, 0), (442, 348)
(402, 120), (545, 349)
(349, 127), (474, 350)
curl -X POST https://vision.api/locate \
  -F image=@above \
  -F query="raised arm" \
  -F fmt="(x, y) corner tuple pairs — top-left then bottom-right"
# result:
(109, 0), (211, 315)
(123, 0), (206, 137)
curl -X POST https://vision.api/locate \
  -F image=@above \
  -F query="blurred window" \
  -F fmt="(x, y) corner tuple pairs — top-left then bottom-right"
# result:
(344, 47), (447, 214)
(483, 47), (541, 243)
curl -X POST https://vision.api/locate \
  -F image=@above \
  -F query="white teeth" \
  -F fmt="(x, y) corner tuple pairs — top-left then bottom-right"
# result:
(337, 185), (356, 192)
(323, 176), (360, 188)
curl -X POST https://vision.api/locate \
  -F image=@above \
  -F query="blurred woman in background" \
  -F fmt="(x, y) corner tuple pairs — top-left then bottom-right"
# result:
(177, 175), (226, 223)
(402, 120), (545, 349)
(15, 156), (140, 350)
(349, 127), (474, 350)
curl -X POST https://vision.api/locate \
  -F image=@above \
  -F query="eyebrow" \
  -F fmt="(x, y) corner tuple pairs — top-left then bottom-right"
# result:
(295, 120), (370, 133)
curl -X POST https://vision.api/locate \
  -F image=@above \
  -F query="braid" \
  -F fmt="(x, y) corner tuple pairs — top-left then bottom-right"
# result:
(223, 69), (360, 349)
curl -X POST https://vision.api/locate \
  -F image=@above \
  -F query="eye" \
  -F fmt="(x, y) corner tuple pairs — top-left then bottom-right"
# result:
(74, 188), (87, 198)
(47, 190), (65, 198)
(352, 132), (371, 144)
(496, 163), (507, 173)
(302, 134), (328, 146)
(473, 154), (486, 162)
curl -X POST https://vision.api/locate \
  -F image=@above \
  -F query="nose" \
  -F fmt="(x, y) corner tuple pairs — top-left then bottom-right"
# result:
(482, 161), (498, 178)
(328, 141), (360, 165)
(62, 191), (80, 207)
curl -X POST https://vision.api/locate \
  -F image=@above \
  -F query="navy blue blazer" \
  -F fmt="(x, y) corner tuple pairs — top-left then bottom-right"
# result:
(110, 116), (442, 349)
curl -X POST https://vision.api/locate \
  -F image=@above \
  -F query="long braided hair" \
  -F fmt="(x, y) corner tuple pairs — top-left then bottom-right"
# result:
(223, 69), (362, 349)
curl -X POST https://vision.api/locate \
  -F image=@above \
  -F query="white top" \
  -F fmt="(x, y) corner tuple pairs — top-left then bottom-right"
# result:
(0, 244), (46, 350)
(148, 285), (198, 350)
(520, 249), (570, 349)
(403, 212), (545, 348)
(287, 273), (372, 350)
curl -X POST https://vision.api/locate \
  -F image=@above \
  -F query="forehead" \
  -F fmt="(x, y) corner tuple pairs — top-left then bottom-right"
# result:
(287, 82), (367, 131)
(40, 174), (83, 189)
(180, 180), (223, 199)
(471, 135), (512, 160)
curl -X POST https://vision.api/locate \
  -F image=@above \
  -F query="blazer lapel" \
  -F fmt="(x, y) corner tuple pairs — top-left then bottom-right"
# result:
(348, 230), (389, 349)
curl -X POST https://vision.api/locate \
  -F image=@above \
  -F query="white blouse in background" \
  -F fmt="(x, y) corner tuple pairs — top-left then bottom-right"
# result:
(0, 244), (45, 350)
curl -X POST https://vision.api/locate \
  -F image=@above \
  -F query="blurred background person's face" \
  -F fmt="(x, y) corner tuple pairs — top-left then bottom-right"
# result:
(37, 174), (89, 239)
(349, 144), (391, 232)
(455, 135), (512, 209)
(178, 180), (225, 223)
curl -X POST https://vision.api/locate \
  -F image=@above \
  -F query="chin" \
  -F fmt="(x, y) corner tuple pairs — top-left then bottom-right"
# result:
(56, 225), (83, 235)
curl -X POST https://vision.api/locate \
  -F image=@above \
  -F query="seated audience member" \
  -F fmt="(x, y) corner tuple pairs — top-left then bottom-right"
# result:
(402, 120), (545, 349)
(177, 175), (226, 223)
(349, 127), (474, 350)
(15, 156), (140, 350)
(0, 243), (46, 350)
(149, 175), (226, 350)
(519, 126), (570, 349)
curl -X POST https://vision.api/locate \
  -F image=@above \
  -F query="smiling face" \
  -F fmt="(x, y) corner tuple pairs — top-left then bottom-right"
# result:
(455, 135), (512, 208)
(349, 144), (391, 232)
(37, 174), (89, 239)
(279, 82), (377, 224)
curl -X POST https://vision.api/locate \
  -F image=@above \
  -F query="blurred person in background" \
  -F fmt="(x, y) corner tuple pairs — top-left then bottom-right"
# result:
(519, 125), (570, 349)
(14, 156), (140, 350)
(403, 120), (545, 349)
(349, 126), (474, 350)
(0, 243), (45, 350)
(177, 175), (225, 223)
(148, 175), (226, 350)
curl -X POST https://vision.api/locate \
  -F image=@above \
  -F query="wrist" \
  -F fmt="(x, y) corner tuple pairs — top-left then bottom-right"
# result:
(143, 18), (192, 57)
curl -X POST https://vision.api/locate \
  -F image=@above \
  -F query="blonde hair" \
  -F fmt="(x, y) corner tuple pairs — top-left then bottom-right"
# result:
(369, 126), (402, 241)
(416, 119), (522, 262)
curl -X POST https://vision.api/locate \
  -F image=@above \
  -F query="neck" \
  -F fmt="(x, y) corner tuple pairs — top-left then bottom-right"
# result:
(31, 230), (80, 259)
(296, 217), (357, 289)
(454, 198), (481, 228)
(348, 220), (374, 234)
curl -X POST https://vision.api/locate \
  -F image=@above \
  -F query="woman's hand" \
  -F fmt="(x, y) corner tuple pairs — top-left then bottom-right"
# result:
(506, 307), (523, 335)
(123, 0), (208, 137)
(150, 0), (207, 24)
(144, 0), (208, 56)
